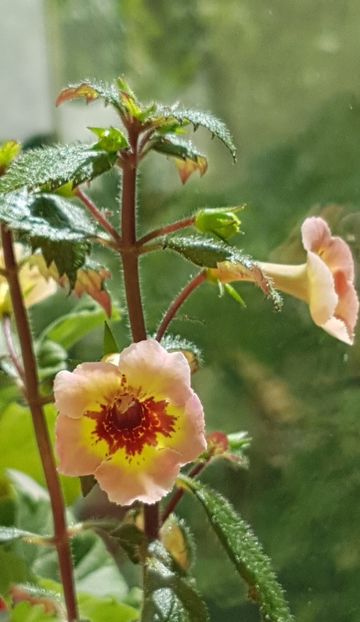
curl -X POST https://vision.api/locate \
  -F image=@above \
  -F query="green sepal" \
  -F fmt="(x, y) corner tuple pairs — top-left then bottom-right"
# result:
(89, 126), (129, 152)
(177, 476), (293, 622)
(143, 541), (209, 622)
(194, 206), (243, 241)
(152, 136), (208, 184)
(224, 283), (247, 308)
(153, 107), (236, 161)
(0, 143), (117, 194)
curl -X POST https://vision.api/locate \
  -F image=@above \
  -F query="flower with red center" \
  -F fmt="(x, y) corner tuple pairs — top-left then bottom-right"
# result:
(54, 339), (206, 505)
(209, 217), (358, 344)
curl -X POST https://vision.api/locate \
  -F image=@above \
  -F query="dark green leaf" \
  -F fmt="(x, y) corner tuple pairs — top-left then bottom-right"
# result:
(152, 136), (207, 184)
(154, 107), (236, 161)
(35, 340), (67, 381)
(178, 476), (293, 622)
(0, 143), (117, 194)
(143, 542), (208, 622)
(32, 239), (89, 288)
(0, 549), (33, 594)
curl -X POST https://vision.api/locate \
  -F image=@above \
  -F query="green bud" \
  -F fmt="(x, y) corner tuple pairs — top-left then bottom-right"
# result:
(89, 126), (129, 152)
(194, 206), (243, 240)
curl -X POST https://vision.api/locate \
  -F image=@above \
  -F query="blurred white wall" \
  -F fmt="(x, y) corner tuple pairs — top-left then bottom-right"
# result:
(0, 0), (53, 141)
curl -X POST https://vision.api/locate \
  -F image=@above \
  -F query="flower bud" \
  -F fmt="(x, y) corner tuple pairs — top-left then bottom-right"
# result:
(194, 206), (243, 240)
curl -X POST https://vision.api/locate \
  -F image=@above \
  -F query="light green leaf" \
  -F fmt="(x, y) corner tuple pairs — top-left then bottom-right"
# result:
(178, 476), (293, 622)
(0, 527), (44, 544)
(0, 549), (33, 594)
(0, 141), (21, 175)
(89, 126), (129, 152)
(9, 602), (56, 622)
(40, 301), (120, 350)
(154, 107), (236, 161)
(78, 593), (138, 622)
(0, 143), (116, 194)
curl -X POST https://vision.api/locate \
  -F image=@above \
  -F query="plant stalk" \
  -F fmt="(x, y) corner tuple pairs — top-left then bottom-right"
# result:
(156, 271), (206, 342)
(1, 226), (78, 622)
(120, 127), (159, 540)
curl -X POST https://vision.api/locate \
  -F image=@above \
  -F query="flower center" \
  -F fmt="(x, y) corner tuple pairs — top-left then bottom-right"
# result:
(87, 389), (177, 459)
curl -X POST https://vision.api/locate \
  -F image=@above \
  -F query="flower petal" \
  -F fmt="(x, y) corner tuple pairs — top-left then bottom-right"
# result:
(164, 392), (207, 461)
(118, 339), (192, 405)
(54, 362), (122, 419)
(301, 217), (331, 253)
(95, 446), (182, 505)
(56, 414), (106, 475)
(306, 251), (338, 325)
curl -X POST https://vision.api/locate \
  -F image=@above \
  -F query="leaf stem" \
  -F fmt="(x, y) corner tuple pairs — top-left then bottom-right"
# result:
(137, 216), (195, 247)
(156, 271), (206, 342)
(1, 226), (79, 622)
(75, 187), (122, 245)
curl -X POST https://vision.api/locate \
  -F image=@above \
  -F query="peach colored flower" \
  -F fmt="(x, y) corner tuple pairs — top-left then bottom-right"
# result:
(209, 217), (358, 345)
(54, 339), (206, 505)
(0, 244), (56, 317)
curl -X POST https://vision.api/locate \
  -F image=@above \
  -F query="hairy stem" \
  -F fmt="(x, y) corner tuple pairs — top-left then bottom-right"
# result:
(161, 461), (206, 524)
(1, 226), (78, 622)
(156, 272), (206, 342)
(137, 216), (195, 246)
(120, 126), (159, 540)
(2, 315), (25, 384)
(75, 187), (122, 245)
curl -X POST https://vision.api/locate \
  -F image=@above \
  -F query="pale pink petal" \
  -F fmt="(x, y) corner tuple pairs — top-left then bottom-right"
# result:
(165, 392), (207, 461)
(306, 251), (338, 325)
(95, 447), (182, 505)
(54, 362), (122, 419)
(319, 237), (354, 281)
(118, 340), (192, 405)
(301, 217), (331, 253)
(321, 317), (354, 345)
(333, 274), (359, 338)
(55, 414), (106, 475)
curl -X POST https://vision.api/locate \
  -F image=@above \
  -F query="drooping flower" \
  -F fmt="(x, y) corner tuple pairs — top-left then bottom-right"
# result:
(0, 244), (57, 317)
(54, 339), (206, 505)
(209, 217), (358, 345)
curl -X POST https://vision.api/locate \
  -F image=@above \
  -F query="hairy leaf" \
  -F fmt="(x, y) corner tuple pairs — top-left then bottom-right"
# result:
(178, 476), (293, 622)
(154, 107), (236, 161)
(152, 136), (208, 184)
(56, 79), (123, 112)
(0, 143), (117, 194)
(143, 542), (208, 622)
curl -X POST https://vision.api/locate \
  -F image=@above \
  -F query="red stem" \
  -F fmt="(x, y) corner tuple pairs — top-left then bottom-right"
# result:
(137, 216), (195, 247)
(2, 315), (25, 383)
(75, 187), (122, 245)
(1, 226), (78, 621)
(161, 461), (206, 524)
(156, 271), (206, 342)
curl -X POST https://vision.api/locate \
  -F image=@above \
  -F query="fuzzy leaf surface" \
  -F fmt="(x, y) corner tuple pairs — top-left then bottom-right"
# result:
(0, 144), (116, 194)
(154, 107), (236, 161)
(178, 476), (293, 622)
(152, 136), (208, 184)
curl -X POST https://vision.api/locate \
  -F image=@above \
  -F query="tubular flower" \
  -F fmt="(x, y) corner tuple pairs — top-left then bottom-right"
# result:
(0, 244), (56, 317)
(209, 217), (359, 345)
(54, 339), (206, 505)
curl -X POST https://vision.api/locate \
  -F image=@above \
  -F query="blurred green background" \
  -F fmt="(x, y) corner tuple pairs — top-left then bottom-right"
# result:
(1, 1), (360, 620)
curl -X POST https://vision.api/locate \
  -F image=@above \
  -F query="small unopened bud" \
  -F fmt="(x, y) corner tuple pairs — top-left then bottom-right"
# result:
(194, 206), (243, 240)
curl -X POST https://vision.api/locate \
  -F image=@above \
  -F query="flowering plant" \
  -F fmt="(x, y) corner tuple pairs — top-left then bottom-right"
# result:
(0, 80), (357, 622)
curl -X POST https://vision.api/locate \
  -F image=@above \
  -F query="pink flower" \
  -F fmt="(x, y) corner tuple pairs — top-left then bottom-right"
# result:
(54, 339), (206, 505)
(210, 217), (359, 344)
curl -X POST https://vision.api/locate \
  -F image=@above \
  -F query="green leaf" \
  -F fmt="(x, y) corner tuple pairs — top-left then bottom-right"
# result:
(35, 340), (67, 381)
(0, 143), (117, 194)
(160, 335), (203, 373)
(9, 602), (57, 622)
(78, 593), (138, 622)
(0, 141), (21, 175)
(0, 527), (43, 544)
(40, 301), (120, 350)
(56, 79), (123, 112)
(154, 107), (236, 161)
(89, 126), (129, 152)
(103, 322), (120, 355)
(164, 235), (235, 268)
(0, 549), (33, 594)
(152, 136), (208, 184)
(143, 542), (208, 622)
(178, 476), (293, 622)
